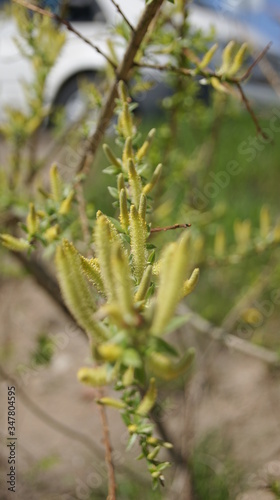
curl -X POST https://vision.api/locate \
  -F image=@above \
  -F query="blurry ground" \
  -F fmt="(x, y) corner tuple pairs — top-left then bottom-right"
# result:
(0, 274), (280, 500)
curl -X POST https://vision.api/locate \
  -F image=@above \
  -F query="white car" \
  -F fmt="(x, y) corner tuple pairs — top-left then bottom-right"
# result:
(0, 0), (144, 123)
(0, 0), (279, 125)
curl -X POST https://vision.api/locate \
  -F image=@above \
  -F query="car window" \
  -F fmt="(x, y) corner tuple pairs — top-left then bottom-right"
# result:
(66, 1), (106, 22)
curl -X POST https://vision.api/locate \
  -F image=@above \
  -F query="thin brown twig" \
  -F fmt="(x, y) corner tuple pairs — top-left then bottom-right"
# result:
(97, 389), (117, 500)
(12, 0), (117, 69)
(236, 82), (267, 138)
(76, 0), (165, 175)
(150, 223), (191, 234)
(239, 42), (273, 82)
(110, 0), (135, 32)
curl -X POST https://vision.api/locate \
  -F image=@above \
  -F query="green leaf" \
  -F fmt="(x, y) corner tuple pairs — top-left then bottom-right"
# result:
(150, 337), (179, 358)
(122, 348), (142, 368)
(163, 314), (191, 335)
(102, 166), (119, 175)
(107, 186), (119, 199)
(126, 433), (137, 450)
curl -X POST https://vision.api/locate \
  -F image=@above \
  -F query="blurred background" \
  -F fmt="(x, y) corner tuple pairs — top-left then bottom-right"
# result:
(0, 1), (280, 499)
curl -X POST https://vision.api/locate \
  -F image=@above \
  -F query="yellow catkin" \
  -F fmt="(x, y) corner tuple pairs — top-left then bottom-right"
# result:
(147, 348), (195, 381)
(199, 43), (218, 69)
(136, 378), (157, 416)
(50, 163), (63, 202)
(151, 234), (189, 335)
(59, 190), (75, 215)
(26, 203), (38, 235)
(183, 268), (200, 297)
(77, 366), (113, 387)
(136, 128), (156, 161)
(56, 240), (107, 341)
(80, 256), (105, 295)
(128, 159), (142, 208)
(119, 189), (129, 231)
(129, 205), (147, 283)
(143, 163), (162, 195)
(0, 234), (30, 252)
(135, 264), (152, 302)
(227, 43), (247, 76)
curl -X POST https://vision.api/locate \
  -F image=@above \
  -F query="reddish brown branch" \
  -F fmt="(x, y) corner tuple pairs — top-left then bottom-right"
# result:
(239, 42), (272, 82)
(150, 223), (191, 234)
(236, 82), (267, 139)
(76, 0), (165, 175)
(97, 390), (117, 500)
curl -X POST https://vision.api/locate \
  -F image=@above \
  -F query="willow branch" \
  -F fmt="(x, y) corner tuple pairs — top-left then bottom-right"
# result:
(110, 0), (135, 32)
(236, 82), (267, 138)
(76, 0), (165, 175)
(150, 223), (191, 234)
(180, 305), (279, 366)
(12, 0), (117, 68)
(97, 390), (117, 500)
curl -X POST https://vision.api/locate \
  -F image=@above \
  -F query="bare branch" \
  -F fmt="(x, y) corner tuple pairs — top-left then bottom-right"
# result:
(97, 389), (117, 500)
(12, 0), (117, 69)
(239, 42), (273, 82)
(150, 223), (191, 234)
(110, 0), (135, 32)
(76, 0), (165, 175)
(236, 82), (267, 138)
(180, 305), (279, 366)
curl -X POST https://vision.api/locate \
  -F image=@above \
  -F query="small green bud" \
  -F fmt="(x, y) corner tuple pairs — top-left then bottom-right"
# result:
(58, 190), (75, 215)
(122, 102), (134, 138)
(122, 136), (133, 170)
(122, 366), (134, 386)
(77, 365), (113, 387)
(217, 40), (235, 75)
(136, 128), (156, 161)
(117, 173), (125, 193)
(50, 163), (63, 202)
(210, 77), (228, 93)
(183, 268), (200, 297)
(136, 378), (157, 416)
(44, 224), (60, 242)
(198, 43), (218, 69)
(143, 163), (162, 195)
(97, 343), (123, 362)
(0, 234), (30, 252)
(135, 264), (153, 302)
(227, 42), (247, 76)
(96, 397), (126, 409)
(103, 144), (122, 170)
(26, 203), (38, 236)
(147, 446), (160, 461)
(139, 193), (147, 220)
(147, 348), (195, 381)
